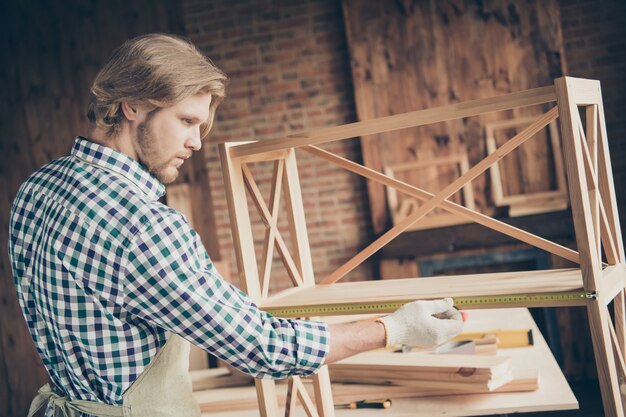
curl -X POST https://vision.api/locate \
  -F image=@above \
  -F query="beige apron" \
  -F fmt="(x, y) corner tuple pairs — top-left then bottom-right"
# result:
(28, 334), (201, 417)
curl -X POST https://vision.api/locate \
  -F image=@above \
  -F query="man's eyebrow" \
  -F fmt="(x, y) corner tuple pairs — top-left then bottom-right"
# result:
(178, 114), (202, 123)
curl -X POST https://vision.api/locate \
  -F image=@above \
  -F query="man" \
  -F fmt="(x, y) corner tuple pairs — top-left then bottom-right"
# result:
(9, 33), (462, 417)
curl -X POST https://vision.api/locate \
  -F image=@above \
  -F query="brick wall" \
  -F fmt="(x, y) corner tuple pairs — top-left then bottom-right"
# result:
(181, 0), (626, 294)
(183, 0), (374, 292)
(559, 0), (626, 238)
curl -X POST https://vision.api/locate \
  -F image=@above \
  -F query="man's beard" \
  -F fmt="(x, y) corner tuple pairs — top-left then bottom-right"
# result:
(136, 119), (179, 184)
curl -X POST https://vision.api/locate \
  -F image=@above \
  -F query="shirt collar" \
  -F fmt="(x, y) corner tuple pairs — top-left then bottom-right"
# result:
(71, 137), (165, 201)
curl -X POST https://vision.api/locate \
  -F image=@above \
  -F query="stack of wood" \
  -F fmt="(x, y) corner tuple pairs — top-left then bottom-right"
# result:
(329, 350), (538, 395)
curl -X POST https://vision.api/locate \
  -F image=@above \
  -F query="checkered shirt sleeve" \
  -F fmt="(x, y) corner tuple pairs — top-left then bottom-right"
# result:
(9, 138), (330, 409)
(123, 205), (329, 379)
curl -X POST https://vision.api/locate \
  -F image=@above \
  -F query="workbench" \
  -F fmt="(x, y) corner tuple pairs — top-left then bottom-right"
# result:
(195, 308), (577, 416)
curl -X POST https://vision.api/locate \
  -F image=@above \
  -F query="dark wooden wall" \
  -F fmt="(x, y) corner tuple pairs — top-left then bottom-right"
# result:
(0, 2), (186, 416)
(342, 0), (565, 234)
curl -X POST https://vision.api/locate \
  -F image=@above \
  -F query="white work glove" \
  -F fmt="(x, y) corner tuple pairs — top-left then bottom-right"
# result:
(378, 298), (463, 348)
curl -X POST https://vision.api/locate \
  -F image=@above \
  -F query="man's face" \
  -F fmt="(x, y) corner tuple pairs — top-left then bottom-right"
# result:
(132, 93), (213, 184)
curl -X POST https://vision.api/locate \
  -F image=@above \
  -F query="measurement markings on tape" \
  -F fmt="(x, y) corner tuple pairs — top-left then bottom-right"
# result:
(262, 290), (595, 318)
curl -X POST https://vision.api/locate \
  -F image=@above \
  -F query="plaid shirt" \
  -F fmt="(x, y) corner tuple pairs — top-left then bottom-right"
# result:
(8, 137), (329, 408)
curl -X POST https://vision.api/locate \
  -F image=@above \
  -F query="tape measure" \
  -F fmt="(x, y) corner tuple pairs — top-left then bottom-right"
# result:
(261, 290), (595, 318)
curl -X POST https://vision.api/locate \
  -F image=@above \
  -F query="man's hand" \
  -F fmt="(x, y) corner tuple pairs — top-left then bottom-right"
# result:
(378, 298), (463, 348)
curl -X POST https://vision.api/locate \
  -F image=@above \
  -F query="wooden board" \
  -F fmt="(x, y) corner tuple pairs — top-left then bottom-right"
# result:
(195, 369), (536, 414)
(198, 309), (576, 417)
(260, 267), (589, 313)
(191, 368), (253, 391)
(330, 352), (513, 392)
(332, 351), (509, 376)
(341, 0), (565, 233)
(382, 210), (574, 258)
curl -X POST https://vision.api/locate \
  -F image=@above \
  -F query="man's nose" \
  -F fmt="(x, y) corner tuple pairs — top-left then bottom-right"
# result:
(186, 130), (202, 151)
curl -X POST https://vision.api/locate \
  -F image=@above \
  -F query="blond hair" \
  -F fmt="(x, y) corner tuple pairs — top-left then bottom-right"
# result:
(88, 33), (227, 138)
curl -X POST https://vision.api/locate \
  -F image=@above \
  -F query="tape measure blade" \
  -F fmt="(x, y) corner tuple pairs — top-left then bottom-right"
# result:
(262, 291), (590, 318)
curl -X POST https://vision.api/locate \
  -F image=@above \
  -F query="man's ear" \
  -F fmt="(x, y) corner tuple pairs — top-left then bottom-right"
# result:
(121, 102), (142, 121)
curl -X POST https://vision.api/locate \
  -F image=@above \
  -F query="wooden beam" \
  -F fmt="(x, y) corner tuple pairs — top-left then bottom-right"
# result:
(228, 86), (557, 158)
(261, 268), (586, 315)
(382, 211), (573, 258)
(218, 143), (262, 297)
(282, 149), (317, 286)
(556, 76), (623, 417)
(260, 160), (285, 297)
(303, 145), (579, 265)
(578, 122), (619, 265)
(320, 107), (559, 284)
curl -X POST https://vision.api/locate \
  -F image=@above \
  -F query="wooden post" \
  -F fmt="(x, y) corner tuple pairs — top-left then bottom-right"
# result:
(219, 143), (280, 417)
(555, 76), (625, 417)
(219, 144), (334, 417)
(282, 149), (335, 417)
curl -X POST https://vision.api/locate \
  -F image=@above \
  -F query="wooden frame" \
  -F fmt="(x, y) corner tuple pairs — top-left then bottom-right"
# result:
(384, 152), (475, 231)
(218, 77), (626, 417)
(485, 117), (568, 216)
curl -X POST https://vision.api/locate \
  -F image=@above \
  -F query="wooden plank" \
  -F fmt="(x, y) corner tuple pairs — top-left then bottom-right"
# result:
(607, 313), (626, 417)
(194, 381), (424, 414)
(282, 149), (316, 286)
(578, 125), (619, 265)
(596, 98), (625, 261)
(194, 370), (537, 415)
(311, 366), (335, 417)
(562, 77), (603, 105)
(595, 97), (626, 363)
(555, 78), (603, 291)
(190, 368), (253, 391)
(255, 379), (280, 417)
(280, 148), (335, 416)
(587, 300), (623, 417)
(555, 77), (600, 284)
(332, 351), (509, 374)
(239, 149), (290, 164)
(383, 211), (573, 258)
(328, 374), (513, 393)
(260, 160), (285, 298)
(586, 105), (601, 263)
(195, 309), (575, 416)
(556, 76), (623, 416)
(219, 143), (280, 416)
(228, 87), (557, 158)
(261, 268), (586, 313)
(330, 351), (512, 391)
(304, 146), (579, 264)
(319, 107), (559, 284)
(218, 143), (262, 298)
(595, 96), (626, 361)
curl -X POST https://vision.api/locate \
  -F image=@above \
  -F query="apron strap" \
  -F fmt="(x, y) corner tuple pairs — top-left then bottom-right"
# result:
(28, 383), (126, 417)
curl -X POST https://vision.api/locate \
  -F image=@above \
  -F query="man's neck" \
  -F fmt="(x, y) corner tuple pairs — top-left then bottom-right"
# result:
(88, 126), (137, 160)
